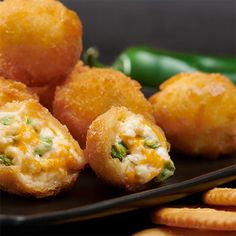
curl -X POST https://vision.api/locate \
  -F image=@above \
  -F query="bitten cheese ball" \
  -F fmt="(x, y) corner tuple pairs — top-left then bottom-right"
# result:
(149, 72), (236, 158)
(0, 0), (82, 86)
(0, 100), (86, 198)
(85, 106), (175, 191)
(53, 68), (155, 148)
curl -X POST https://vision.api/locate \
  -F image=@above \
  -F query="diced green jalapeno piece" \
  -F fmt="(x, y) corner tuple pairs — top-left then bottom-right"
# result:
(26, 118), (33, 125)
(0, 117), (12, 125)
(144, 139), (159, 149)
(155, 161), (175, 183)
(111, 141), (128, 161)
(0, 154), (13, 166)
(41, 137), (53, 146)
(26, 118), (40, 132)
(34, 136), (53, 157)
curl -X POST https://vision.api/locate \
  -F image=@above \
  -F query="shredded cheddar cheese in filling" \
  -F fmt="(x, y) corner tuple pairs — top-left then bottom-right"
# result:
(0, 102), (81, 179)
(111, 114), (174, 185)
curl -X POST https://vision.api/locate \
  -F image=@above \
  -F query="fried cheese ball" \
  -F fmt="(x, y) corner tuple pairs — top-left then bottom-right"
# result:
(149, 72), (236, 158)
(53, 68), (154, 148)
(0, 0), (82, 86)
(0, 99), (85, 198)
(0, 76), (38, 107)
(85, 106), (175, 191)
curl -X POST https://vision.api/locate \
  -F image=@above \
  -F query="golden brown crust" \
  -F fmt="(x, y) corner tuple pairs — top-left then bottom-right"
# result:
(203, 188), (236, 206)
(0, 165), (78, 198)
(133, 227), (236, 236)
(0, 76), (38, 107)
(0, 0), (82, 86)
(0, 100), (85, 198)
(85, 106), (127, 188)
(151, 206), (236, 231)
(149, 72), (236, 158)
(53, 68), (154, 148)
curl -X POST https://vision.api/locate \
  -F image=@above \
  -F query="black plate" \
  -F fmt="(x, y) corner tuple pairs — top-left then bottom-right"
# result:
(1, 86), (236, 226)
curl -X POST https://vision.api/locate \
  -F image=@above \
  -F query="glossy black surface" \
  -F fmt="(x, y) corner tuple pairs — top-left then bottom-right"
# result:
(2, 181), (236, 236)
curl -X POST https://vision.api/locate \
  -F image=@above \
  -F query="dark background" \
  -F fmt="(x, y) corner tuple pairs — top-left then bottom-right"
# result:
(2, 0), (236, 235)
(62, 0), (236, 64)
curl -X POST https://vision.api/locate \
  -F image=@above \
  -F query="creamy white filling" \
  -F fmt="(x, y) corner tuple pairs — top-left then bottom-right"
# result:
(135, 165), (160, 184)
(0, 135), (14, 145)
(156, 147), (170, 161)
(116, 115), (171, 183)
(119, 115), (158, 142)
(39, 127), (54, 137)
(125, 153), (143, 165)
(0, 110), (80, 168)
(4, 146), (23, 166)
(119, 115), (141, 137)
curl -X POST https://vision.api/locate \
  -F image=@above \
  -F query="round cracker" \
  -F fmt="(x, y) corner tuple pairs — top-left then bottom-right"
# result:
(133, 227), (236, 236)
(203, 188), (236, 206)
(151, 207), (236, 231)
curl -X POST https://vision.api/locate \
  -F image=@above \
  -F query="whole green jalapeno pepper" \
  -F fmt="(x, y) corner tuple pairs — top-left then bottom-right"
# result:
(83, 46), (236, 87)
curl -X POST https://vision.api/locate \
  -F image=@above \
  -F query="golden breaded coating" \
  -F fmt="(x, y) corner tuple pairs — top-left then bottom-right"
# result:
(53, 68), (154, 148)
(149, 72), (236, 158)
(85, 106), (174, 191)
(0, 0), (82, 86)
(0, 99), (85, 198)
(0, 76), (38, 107)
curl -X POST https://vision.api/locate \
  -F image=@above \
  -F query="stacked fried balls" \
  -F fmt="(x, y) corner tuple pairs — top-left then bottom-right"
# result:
(0, 0), (235, 199)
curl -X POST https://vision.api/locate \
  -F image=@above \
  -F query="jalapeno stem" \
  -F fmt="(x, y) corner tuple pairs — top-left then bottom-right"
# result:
(83, 47), (106, 68)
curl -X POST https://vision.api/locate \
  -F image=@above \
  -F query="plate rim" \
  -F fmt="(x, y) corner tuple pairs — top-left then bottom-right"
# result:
(1, 163), (235, 226)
